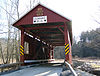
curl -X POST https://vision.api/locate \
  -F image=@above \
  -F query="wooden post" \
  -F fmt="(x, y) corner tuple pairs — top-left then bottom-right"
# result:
(64, 22), (72, 64)
(20, 29), (24, 63)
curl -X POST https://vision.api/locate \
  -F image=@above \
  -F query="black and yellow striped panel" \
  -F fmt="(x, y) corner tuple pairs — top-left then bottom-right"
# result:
(20, 45), (24, 56)
(65, 43), (70, 55)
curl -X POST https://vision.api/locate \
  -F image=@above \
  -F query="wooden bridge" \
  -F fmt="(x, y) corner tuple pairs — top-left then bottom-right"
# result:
(0, 3), (77, 76)
(12, 3), (72, 64)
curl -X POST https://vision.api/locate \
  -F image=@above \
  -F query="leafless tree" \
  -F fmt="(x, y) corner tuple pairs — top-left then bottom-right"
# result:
(0, 0), (38, 64)
(0, 0), (20, 64)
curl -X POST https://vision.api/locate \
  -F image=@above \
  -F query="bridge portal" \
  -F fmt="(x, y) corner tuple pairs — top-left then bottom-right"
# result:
(12, 3), (72, 64)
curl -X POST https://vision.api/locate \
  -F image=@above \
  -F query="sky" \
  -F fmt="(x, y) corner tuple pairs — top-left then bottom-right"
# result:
(39, 0), (100, 40)
(0, 0), (100, 40)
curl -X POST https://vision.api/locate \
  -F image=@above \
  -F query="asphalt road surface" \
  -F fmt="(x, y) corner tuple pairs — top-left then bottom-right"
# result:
(1, 63), (63, 76)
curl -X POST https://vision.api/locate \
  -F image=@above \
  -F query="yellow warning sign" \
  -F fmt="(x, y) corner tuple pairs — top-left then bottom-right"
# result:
(20, 45), (24, 56)
(65, 43), (69, 55)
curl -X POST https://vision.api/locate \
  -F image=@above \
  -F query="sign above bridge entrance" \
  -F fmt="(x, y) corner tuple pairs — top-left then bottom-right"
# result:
(33, 16), (47, 24)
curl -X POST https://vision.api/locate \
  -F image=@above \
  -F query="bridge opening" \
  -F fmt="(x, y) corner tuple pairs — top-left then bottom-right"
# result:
(54, 46), (65, 59)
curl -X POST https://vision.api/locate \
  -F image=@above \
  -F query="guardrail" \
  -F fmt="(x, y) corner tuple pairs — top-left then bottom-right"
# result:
(24, 59), (55, 63)
(65, 61), (77, 76)
(0, 62), (23, 72)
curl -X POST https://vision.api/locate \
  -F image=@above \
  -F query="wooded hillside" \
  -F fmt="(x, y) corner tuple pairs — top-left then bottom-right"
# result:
(72, 28), (100, 58)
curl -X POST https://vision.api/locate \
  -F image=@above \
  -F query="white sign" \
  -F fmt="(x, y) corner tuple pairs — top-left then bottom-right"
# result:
(33, 16), (47, 24)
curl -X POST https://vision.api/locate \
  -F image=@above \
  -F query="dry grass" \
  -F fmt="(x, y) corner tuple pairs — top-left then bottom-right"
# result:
(0, 58), (16, 64)
(73, 58), (100, 63)
(73, 58), (100, 69)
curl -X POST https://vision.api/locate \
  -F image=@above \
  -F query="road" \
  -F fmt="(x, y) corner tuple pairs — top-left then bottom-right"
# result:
(1, 63), (63, 76)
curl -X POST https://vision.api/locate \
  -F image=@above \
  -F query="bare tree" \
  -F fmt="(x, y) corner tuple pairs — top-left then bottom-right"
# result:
(0, 0), (38, 64)
(0, 42), (5, 64)
(0, 0), (20, 64)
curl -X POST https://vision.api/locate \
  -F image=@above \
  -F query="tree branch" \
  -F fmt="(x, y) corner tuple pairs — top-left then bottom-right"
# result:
(0, 6), (16, 20)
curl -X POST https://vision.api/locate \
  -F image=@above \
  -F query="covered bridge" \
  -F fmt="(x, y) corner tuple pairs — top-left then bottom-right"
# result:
(12, 3), (72, 64)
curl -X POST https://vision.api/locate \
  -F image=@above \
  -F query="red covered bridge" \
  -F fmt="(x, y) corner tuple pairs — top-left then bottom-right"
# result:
(13, 3), (72, 64)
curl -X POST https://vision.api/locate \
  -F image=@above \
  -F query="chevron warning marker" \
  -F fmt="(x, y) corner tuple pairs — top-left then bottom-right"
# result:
(65, 43), (70, 55)
(20, 45), (24, 56)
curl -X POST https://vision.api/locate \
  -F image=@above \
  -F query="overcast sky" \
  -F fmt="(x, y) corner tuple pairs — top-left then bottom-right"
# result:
(0, 0), (100, 40)
(39, 0), (100, 40)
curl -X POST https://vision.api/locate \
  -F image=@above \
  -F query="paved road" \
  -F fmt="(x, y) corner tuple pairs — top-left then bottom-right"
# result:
(1, 63), (63, 76)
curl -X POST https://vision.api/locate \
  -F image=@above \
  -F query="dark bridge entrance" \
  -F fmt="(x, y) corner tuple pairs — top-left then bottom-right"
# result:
(13, 4), (72, 64)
